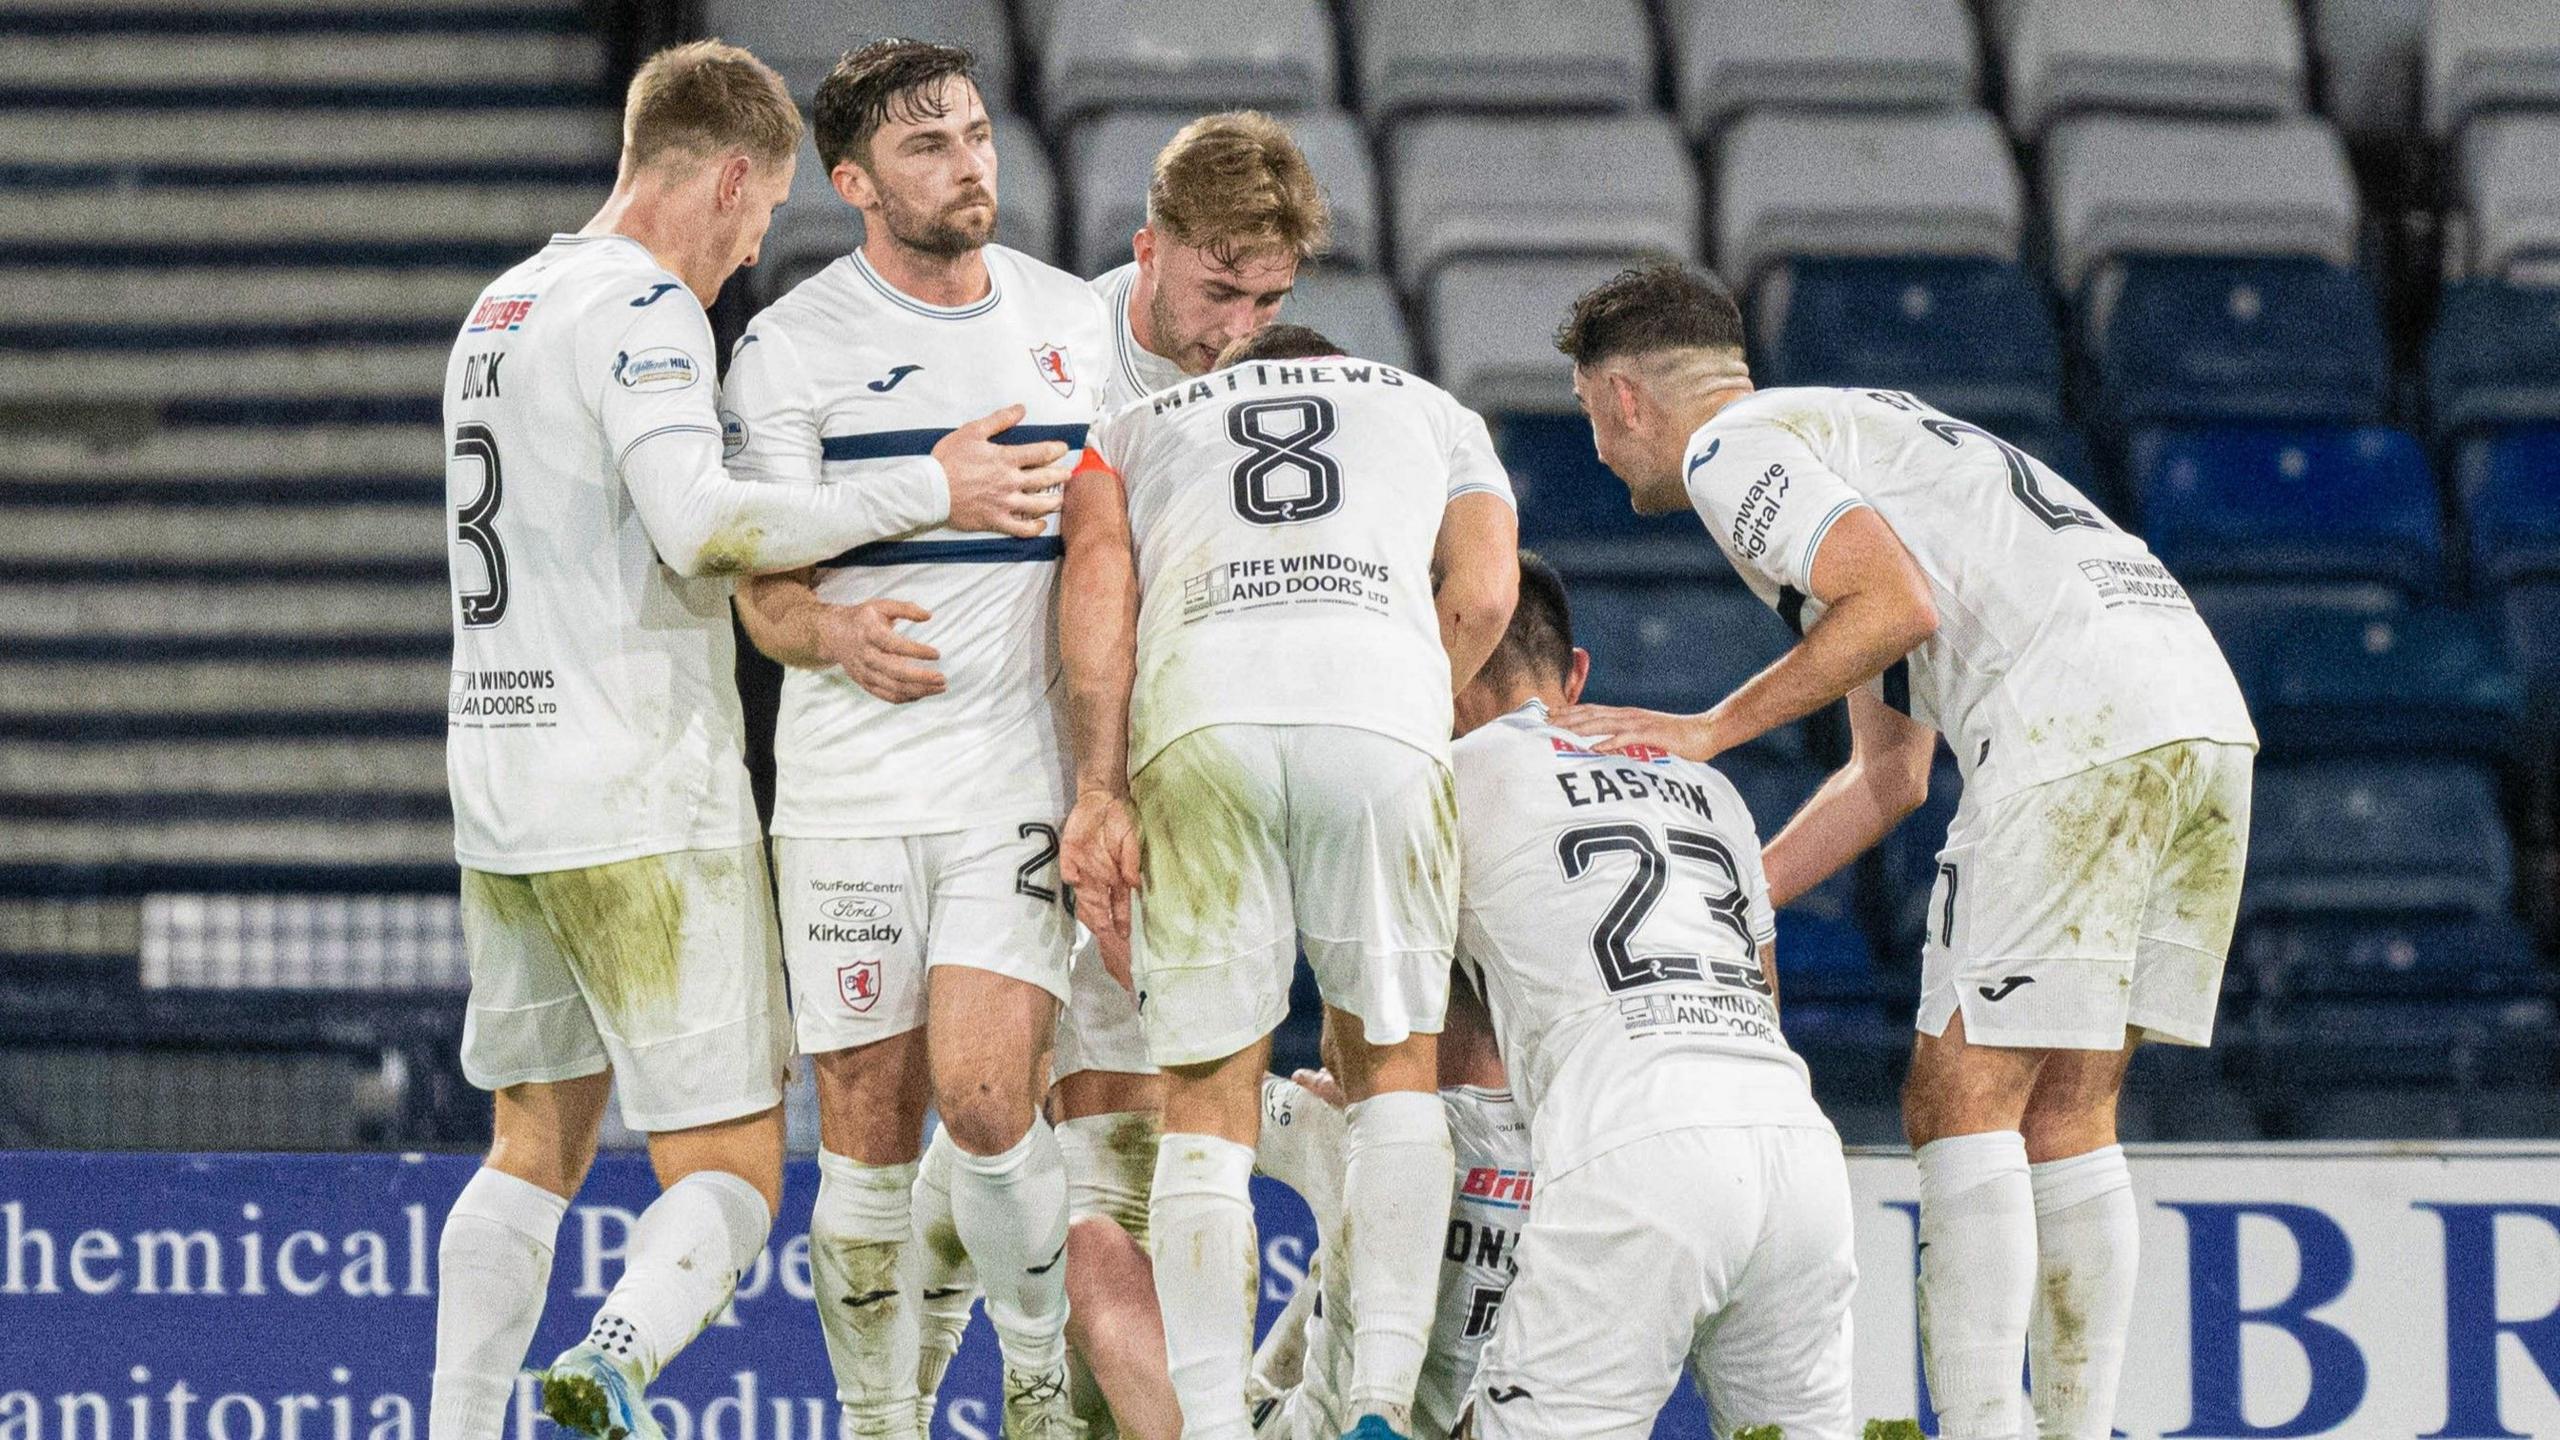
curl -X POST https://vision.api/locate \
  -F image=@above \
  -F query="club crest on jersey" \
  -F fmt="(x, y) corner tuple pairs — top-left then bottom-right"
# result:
(1030, 343), (1074, 397)
(465, 294), (536, 333)
(837, 960), (882, 1013)
(1548, 736), (1675, 765)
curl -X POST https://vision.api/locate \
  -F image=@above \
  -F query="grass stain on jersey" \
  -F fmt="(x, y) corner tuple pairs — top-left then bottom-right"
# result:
(693, 521), (768, 577)
(529, 852), (687, 1024)
(1130, 730), (1267, 967)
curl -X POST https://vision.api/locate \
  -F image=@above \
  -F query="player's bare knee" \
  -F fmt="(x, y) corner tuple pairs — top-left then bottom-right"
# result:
(938, 1081), (1038, 1155)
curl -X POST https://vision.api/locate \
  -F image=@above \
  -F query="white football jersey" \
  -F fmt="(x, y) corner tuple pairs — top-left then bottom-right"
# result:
(1686, 387), (2257, 803)
(723, 246), (1113, 837)
(442, 234), (756, 872)
(1085, 356), (1515, 770)
(1453, 701), (1826, 1178)
(1281, 1086), (1531, 1440)
(1090, 261), (1188, 412)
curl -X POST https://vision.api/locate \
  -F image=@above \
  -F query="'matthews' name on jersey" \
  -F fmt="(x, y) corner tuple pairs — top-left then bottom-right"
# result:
(1147, 358), (1408, 414)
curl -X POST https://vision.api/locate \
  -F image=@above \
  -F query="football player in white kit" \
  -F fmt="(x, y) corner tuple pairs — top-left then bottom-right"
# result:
(429, 41), (1072, 1440)
(1059, 324), (1520, 1440)
(1450, 553), (1857, 1440)
(722, 40), (1102, 1440)
(1550, 265), (2257, 1440)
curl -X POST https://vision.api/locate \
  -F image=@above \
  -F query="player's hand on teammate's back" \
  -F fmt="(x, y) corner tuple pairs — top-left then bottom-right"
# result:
(933, 402), (1072, 538)
(814, 598), (947, 703)
(1548, 703), (1722, 762)
(1060, 790), (1142, 950)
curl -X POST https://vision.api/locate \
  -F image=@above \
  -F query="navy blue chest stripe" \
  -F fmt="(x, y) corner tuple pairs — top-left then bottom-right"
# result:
(821, 422), (1088, 463)
(822, 536), (1064, 568)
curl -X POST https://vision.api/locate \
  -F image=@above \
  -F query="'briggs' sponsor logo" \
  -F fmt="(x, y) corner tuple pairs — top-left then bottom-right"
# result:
(808, 922), (901, 945)
(819, 895), (890, 922)
(466, 294), (536, 333)
(1460, 1166), (1533, 1209)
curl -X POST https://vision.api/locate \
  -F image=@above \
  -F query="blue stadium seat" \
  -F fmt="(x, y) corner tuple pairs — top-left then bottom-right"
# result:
(2247, 607), (2520, 760)
(2237, 914), (2547, 999)
(2460, 1089), (2560, 1139)
(1571, 583), (1808, 757)
(2132, 425), (2442, 593)
(1716, 753), (1878, 996)
(2257, 997), (2558, 1088)
(2128, 1044), (2265, 1141)
(2500, 580), (2560, 697)
(2087, 258), (2390, 427)
(1496, 413), (1721, 579)
(2276, 1086), (2463, 1140)
(1778, 1000), (1905, 1104)
(2245, 759), (2514, 919)
(2188, 580), (2404, 691)
(1754, 258), (2063, 435)
(2426, 281), (2560, 440)
(2459, 425), (2560, 587)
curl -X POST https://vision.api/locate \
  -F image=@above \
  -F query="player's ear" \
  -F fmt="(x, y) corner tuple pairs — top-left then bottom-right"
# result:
(831, 159), (871, 210)
(1132, 225), (1156, 272)
(716, 153), (753, 211)
(1564, 647), (1592, 705)
(1609, 370), (1646, 432)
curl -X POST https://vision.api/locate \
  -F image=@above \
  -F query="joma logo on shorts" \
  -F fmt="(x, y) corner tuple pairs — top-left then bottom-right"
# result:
(809, 922), (901, 945)
(819, 895), (890, 921)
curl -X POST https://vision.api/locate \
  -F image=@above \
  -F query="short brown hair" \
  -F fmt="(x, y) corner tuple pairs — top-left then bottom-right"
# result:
(1554, 262), (1747, 369)
(622, 39), (801, 173)
(1148, 111), (1331, 268)
(1481, 550), (1575, 691)
(1216, 323), (1342, 368)
(813, 38), (979, 173)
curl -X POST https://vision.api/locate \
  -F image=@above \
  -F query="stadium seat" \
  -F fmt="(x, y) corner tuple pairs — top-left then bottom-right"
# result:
(2044, 115), (2358, 294)
(1280, 269), (1416, 373)
(1570, 582), (1809, 757)
(759, 115), (1058, 299)
(1349, 0), (1651, 122)
(1754, 257), (2064, 435)
(2313, 0), (2428, 140)
(2275, 1086), (2464, 1140)
(1066, 109), (1376, 276)
(2426, 281), (2560, 438)
(2130, 425), (2441, 592)
(1778, 1000), (1905, 1104)
(2238, 913), (2547, 999)
(2003, 0), (2306, 141)
(2248, 608), (2521, 760)
(1669, 0), (1977, 142)
(2423, 0), (2560, 139)
(701, 0), (1012, 107)
(2128, 1045), (2267, 1142)
(1038, 0), (1335, 126)
(2085, 258), (2391, 426)
(2257, 996), (2558, 1088)
(1391, 114), (1695, 293)
(2187, 580), (2404, 706)
(1426, 256), (1644, 417)
(1714, 109), (2022, 293)
(2459, 1088), (2560, 1138)
(1714, 753), (1878, 996)
(2452, 114), (2560, 285)
(2459, 425), (2560, 586)
(1495, 413), (1721, 580)
(2245, 759), (2514, 919)
(2499, 580), (2560, 697)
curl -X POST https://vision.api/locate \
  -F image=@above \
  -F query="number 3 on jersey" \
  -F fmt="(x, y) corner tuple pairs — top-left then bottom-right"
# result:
(1556, 822), (1769, 996)
(450, 421), (509, 627)
(1227, 396), (1341, 525)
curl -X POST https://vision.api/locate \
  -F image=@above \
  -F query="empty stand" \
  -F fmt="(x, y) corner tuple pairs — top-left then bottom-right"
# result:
(2427, 281), (2560, 436)
(2313, 0), (2428, 140)
(1350, 0), (1651, 122)
(2044, 115), (2358, 292)
(2246, 760), (2514, 920)
(2003, 0), (2305, 140)
(1282, 269), (1416, 372)
(1572, 585), (1808, 757)
(2461, 426), (2560, 587)
(2452, 114), (2560, 284)
(2423, 0), (2560, 139)
(2085, 258), (2391, 427)
(1671, 0), (1977, 142)
(701, 0), (1013, 107)
(1754, 258), (2063, 435)
(1716, 109), (2022, 291)
(1038, 0), (1335, 126)
(1392, 114), (1695, 293)
(1427, 256), (1651, 416)
(1493, 412), (1720, 579)
(2132, 426), (2441, 591)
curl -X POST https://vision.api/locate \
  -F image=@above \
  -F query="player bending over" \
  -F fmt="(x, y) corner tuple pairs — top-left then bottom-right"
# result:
(724, 40), (1101, 1440)
(430, 39), (1068, 1440)
(1552, 265), (2256, 1440)
(1059, 324), (1518, 1440)
(1450, 552), (1857, 1440)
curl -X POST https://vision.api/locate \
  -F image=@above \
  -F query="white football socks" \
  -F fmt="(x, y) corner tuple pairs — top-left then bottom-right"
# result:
(1340, 1090), (1453, 1430)
(2029, 1144), (2139, 1440)
(1252, 1075), (1349, 1240)
(580, 1170), (770, 1387)
(913, 1129), (980, 1410)
(1057, 1109), (1160, 1245)
(949, 1117), (1074, 1374)
(1915, 1131), (2037, 1440)
(813, 1150), (924, 1439)
(429, 1167), (569, 1440)
(1149, 1133), (1260, 1440)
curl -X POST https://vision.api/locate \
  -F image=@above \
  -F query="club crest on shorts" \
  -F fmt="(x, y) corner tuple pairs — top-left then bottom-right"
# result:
(1030, 342), (1074, 397)
(838, 960), (882, 1013)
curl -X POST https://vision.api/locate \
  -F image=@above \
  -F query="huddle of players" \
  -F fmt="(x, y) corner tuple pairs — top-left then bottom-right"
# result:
(432, 30), (2257, 1440)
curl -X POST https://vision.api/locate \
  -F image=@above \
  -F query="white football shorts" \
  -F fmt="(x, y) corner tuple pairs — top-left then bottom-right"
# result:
(1471, 1124), (1856, 1440)
(1129, 723), (1459, 1068)
(1053, 931), (1156, 1081)
(777, 821), (1074, 1055)
(458, 842), (789, 1133)
(1918, 738), (2256, 1050)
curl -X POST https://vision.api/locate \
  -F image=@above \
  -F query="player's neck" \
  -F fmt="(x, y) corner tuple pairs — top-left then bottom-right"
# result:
(862, 235), (992, 309)
(1124, 271), (1172, 363)
(583, 174), (719, 307)
(1669, 378), (1755, 443)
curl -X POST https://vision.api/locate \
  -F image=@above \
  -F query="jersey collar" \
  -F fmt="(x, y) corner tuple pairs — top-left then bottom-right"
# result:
(850, 248), (1003, 321)
(1112, 267), (1187, 398)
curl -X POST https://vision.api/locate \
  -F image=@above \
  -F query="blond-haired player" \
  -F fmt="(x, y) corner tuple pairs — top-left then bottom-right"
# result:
(430, 39), (1069, 1440)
